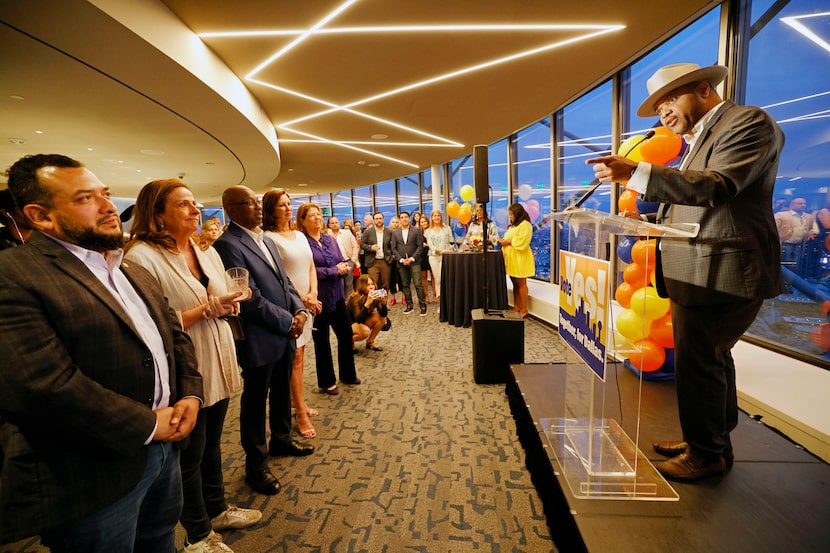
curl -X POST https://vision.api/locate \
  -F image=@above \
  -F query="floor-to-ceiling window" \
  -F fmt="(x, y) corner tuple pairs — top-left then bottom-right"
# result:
(513, 120), (553, 281)
(397, 174), (420, 217)
(421, 169), (436, 218)
(352, 185), (373, 229)
(331, 189), (353, 222)
(556, 81), (614, 262)
(374, 179), (396, 222)
(742, 0), (830, 366)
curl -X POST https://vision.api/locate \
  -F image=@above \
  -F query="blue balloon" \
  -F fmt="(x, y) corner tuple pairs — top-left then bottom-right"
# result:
(661, 348), (675, 370)
(617, 235), (635, 264)
(636, 197), (661, 215)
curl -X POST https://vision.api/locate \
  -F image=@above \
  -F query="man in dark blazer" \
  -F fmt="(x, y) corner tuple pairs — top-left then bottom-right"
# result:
(0, 154), (203, 551)
(212, 185), (313, 496)
(390, 211), (427, 315)
(360, 211), (394, 293)
(588, 63), (784, 481)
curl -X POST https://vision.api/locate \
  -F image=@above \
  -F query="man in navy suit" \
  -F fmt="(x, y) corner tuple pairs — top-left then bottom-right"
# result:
(588, 63), (784, 481)
(391, 211), (427, 315)
(0, 154), (203, 551)
(213, 186), (313, 496)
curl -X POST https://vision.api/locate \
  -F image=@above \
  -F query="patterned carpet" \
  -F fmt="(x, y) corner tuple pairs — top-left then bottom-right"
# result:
(2, 303), (564, 552)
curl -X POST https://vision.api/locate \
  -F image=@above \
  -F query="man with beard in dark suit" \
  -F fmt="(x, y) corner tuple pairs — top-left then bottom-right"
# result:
(0, 154), (203, 551)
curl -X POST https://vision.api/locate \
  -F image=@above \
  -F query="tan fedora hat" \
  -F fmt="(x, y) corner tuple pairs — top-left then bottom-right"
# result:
(637, 63), (728, 117)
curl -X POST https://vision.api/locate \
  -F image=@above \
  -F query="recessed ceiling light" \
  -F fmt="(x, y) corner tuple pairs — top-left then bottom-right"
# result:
(140, 149), (166, 156)
(368, 163), (380, 167)
(9, 95), (24, 101)
(371, 134), (388, 140)
(35, 130), (43, 134)
(87, 148), (94, 151)
(298, 183), (308, 187)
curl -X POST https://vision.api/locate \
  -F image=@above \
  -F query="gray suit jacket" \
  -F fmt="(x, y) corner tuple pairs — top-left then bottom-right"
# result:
(359, 225), (394, 267)
(0, 231), (202, 543)
(646, 101), (784, 306)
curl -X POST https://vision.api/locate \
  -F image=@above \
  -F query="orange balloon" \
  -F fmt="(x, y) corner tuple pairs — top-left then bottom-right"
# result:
(618, 189), (639, 214)
(457, 203), (472, 224)
(614, 282), (636, 309)
(447, 201), (460, 218)
(631, 239), (658, 266)
(629, 339), (666, 372)
(649, 312), (674, 348)
(640, 127), (683, 166)
(623, 262), (652, 289)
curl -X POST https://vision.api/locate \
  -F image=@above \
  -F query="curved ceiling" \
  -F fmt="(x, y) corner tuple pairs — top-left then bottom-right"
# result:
(1, 0), (718, 203)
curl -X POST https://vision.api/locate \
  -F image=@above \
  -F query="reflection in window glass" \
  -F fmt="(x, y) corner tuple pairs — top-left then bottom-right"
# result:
(311, 194), (331, 218)
(744, 0), (830, 367)
(514, 120), (552, 280)
(352, 186), (373, 229)
(331, 190), (352, 222)
(557, 81), (613, 261)
(398, 175), (420, 217)
(374, 180), (396, 221)
(421, 169), (436, 218)
(449, 155), (474, 244)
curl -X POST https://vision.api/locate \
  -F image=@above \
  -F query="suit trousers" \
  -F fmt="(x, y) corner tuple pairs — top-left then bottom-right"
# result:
(312, 298), (358, 389)
(398, 261), (426, 309)
(240, 350), (295, 473)
(367, 258), (391, 292)
(179, 398), (230, 543)
(671, 299), (763, 461)
(40, 442), (181, 553)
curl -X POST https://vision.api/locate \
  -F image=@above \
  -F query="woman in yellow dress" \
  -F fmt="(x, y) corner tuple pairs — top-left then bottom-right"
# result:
(498, 203), (535, 317)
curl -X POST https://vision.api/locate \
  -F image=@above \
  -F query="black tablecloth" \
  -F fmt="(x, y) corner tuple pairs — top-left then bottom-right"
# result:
(439, 251), (508, 327)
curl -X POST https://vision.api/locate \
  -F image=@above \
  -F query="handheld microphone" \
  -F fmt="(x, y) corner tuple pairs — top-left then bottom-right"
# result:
(567, 129), (657, 211)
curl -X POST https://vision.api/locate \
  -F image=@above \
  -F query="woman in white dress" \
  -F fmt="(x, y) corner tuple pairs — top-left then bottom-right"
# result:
(425, 209), (455, 303)
(262, 190), (322, 438)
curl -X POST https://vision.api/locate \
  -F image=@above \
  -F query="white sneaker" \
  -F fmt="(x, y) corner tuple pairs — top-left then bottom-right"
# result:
(210, 505), (262, 530)
(182, 530), (233, 553)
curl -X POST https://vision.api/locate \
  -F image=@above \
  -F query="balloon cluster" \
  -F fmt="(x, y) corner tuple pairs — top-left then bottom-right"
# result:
(447, 185), (475, 224)
(614, 238), (673, 372)
(616, 127), (683, 217)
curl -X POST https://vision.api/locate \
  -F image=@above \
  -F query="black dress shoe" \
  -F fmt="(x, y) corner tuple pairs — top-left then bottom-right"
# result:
(653, 440), (734, 467)
(269, 439), (315, 457)
(245, 468), (281, 495)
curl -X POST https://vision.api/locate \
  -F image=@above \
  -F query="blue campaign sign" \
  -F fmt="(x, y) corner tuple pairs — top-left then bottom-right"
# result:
(558, 251), (610, 380)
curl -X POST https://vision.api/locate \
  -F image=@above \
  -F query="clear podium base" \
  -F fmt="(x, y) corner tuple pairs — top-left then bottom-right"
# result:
(540, 417), (679, 501)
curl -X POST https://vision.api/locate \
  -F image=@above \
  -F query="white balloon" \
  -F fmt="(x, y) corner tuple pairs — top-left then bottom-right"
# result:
(518, 183), (533, 201)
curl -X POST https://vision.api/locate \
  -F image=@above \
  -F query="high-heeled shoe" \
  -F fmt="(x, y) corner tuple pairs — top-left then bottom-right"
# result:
(295, 411), (316, 438)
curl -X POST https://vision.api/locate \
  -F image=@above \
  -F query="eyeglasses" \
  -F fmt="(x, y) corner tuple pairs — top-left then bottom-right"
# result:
(231, 199), (262, 208)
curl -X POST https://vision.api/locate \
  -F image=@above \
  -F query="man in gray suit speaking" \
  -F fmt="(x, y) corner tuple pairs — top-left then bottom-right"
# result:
(588, 63), (784, 481)
(0, 154), (203, 550)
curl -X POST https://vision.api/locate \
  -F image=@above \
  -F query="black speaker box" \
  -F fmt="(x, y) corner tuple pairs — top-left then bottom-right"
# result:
(473, 145), (489, 204)
(472, 309), (524, 384)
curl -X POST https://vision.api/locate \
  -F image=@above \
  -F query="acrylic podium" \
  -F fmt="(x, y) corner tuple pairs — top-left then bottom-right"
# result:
(543, 208), (698, 501)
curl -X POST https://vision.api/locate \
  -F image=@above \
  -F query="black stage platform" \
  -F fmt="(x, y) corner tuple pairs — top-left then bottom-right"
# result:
(507, 363), (830, 553)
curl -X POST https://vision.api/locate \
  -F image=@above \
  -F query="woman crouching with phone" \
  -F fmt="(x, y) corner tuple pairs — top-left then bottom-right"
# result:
(347, 275), (388, 352)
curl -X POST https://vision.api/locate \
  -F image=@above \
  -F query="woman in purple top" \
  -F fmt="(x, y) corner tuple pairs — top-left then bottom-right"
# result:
(296, 203), (359, 395)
